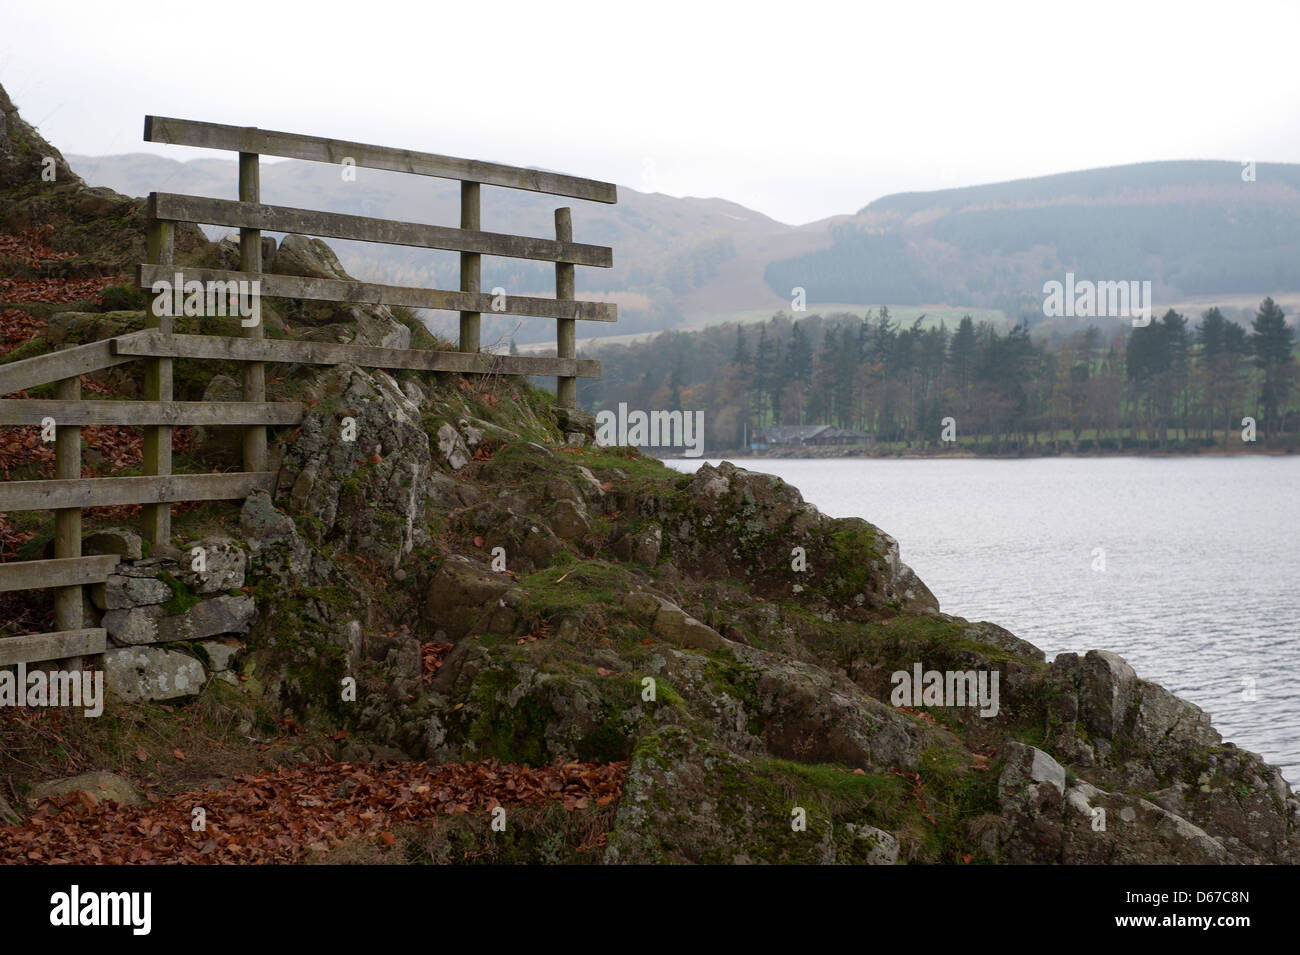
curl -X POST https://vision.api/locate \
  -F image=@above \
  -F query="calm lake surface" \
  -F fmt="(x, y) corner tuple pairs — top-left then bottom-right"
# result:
(665, 456), (1300, 784)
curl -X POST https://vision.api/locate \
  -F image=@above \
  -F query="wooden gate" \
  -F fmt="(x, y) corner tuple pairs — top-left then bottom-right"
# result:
(0, 116), (617, 666)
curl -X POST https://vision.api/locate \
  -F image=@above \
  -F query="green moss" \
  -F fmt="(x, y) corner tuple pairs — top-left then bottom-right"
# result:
(157, 572), (201, 615)
(573, 445), (673, 484)
(576, 716), (630, 763)
(700, 754), (852, 864)
(651, 678), (685, 708)
(914, 744), (1002, 861)
(516, 561), (630, 632)
(251, 589), (354, 726)
(0, 336), (55, 366)
(97, 283), (149, 311)
(703, 656), (764, 734)
(465, 668), (555, 766)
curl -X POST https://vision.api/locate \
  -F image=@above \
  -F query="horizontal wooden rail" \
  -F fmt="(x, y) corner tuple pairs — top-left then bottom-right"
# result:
(114, 331), (601, 378)
(0, 471), (275, 512)
(137, 265), (617, 322)
(144, 116), (618, 203)
(0, 555), (120, 592)
(0, 335), (148, 396)
(0, 629), (106, 667)
(149, 194), (613, 267)
(0, 399), (303, 427)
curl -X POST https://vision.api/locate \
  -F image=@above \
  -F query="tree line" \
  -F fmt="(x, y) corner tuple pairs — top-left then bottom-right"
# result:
(581, 298), (1298, 453)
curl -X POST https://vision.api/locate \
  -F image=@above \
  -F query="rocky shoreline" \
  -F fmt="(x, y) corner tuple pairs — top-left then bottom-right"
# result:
(654, 445), (1296, 461)
(2, 85), (1297, 864)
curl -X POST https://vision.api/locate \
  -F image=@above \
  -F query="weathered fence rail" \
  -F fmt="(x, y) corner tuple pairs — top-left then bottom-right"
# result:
(0, 116), (617, 667)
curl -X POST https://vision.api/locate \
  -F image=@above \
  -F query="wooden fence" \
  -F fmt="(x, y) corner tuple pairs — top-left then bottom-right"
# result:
(0, 116), (617, 667)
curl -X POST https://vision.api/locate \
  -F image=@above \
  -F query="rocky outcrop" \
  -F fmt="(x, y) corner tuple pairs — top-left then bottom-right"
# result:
(425, 556), (517, 639)
(0, 83), (207, 267)
(289, 397), (1295, 864)
(0, 85), (78, 189)
(626, 461), (939, 617)
(2, 91), (1290, 865)
(38, 355), (1300, 865)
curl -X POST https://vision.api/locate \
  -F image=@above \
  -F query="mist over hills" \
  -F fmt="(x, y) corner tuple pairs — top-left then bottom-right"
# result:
(67, 151), (817, 345)
(69, 153), (1300, 344)
(767, 160), (1300, 318)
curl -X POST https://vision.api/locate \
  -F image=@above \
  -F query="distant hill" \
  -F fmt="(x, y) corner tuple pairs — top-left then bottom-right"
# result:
(764, 160), (1300, 321)
(70, 154), (1300, 343)
(67, 152), (825, 345)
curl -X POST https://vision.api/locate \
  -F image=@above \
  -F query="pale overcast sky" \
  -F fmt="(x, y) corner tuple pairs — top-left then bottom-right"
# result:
(3, 0), (1299, 224)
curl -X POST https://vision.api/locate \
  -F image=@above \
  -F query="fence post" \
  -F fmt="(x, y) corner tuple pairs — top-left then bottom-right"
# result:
(141, 219), (174, 546)
(53, 375), (82, 662)
(239, 151), (267, 472)
(554, 207), (576, 408)
(459, 181), (481, 356)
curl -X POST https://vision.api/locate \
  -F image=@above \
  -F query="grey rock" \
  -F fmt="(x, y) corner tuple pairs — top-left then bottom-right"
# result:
(962, 621), (1046, 662)
(29, 772), (143, 808)
(274, 367), (434, 572)
(338, 304), (410, 350)
(553, 405), (596, 439)
(665, 462), (938, 616)
(475, 506), (565, 575)
(458, 419), (485, 449)
(1056, 782), (1236, 864)
(82, 527), (142, 561)
(102, 606), (161, 645)
(199, 636), (243, 672)
(748, 649), (928, 772)
(1132, 681), (1220, 749)
(104, 595), (256, 645)
(845, 823), (899, 864)
(999, 739), (1066, 806)
(614, 523), (662, 565)
(604, 728), (837, 864)
(1052, 649), (1136, 740)
(168, 595), (256, 640)
(549, 498), (590, 540)
(437, 423), (470, 471)
(403, 381), (426, 408)
(425, 556), (513, 639)
(104, 645), (206, 701)
(647, 597), (725, 651)
(241, 490), (314, 583)
(574, 466), (605, 500)
(178, 537), (246, 594)
(261, 234), (278, 269)
(275, 234), (351, 282)
(92, 573), (172, 611)
(113, 557), (176, 579)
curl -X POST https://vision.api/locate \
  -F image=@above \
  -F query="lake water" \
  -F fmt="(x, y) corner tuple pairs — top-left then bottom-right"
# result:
(665, 456), (1300, 784)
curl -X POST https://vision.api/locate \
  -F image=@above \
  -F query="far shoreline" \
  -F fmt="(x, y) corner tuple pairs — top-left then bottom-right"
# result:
(652, 446), (1298, 462)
